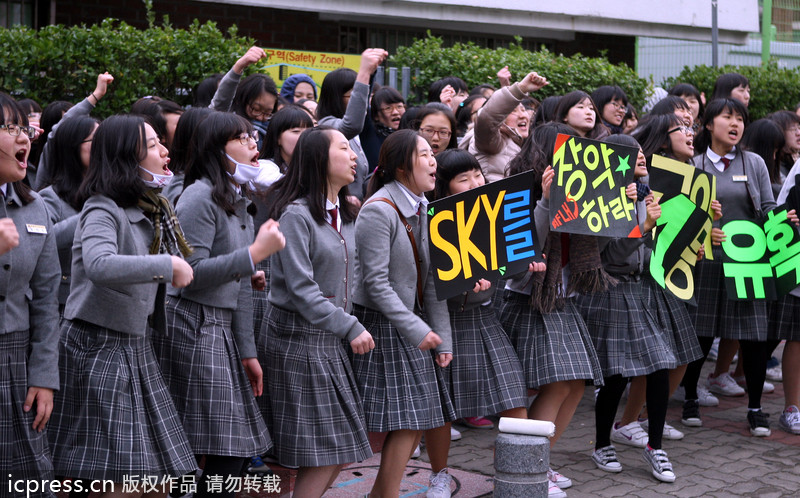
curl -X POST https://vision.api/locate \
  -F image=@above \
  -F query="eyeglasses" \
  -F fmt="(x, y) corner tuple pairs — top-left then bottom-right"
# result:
(247, 103), (272, 120)
(668, 125), (694, 136)
(0, 124), (35, 139)
(231, 131), (259, 145)
(419, 127), (452, 139)
(380, 103), (405, 113)
(608, 101), (626, 111)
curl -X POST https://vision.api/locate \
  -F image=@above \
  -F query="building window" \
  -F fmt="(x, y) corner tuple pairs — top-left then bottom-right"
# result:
(1, 0), (48, 28)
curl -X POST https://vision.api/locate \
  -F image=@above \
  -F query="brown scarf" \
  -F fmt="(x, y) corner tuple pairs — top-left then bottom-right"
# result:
(137, 189), (193, 257)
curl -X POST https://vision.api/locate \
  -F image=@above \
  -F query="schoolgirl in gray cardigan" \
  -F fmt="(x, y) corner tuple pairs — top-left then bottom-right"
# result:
(259, 127), (373, 497)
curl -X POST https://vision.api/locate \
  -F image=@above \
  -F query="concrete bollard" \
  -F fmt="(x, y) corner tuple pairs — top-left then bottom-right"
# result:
(493, 433), (549, 497)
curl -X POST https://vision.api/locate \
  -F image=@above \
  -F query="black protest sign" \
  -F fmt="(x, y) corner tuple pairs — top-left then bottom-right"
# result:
(550, 134), (639, 237)
(427, 171), (541, 300)
(721, 205), (800, 300)
(648, 156), (716, 303)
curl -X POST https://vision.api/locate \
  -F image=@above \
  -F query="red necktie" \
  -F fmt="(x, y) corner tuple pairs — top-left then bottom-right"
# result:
(720, 157), (731, 171)
(328, 207), (338, 231)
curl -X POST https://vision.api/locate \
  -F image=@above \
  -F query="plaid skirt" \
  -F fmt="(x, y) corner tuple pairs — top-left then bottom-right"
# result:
(575, 280), (677, 378)
(769, 294), (800, 341)
(49, 320), (196, 481)
(642, 276), (703, 365)
(446, 305), (526, 417)
(491, 278), (507, 318)
(500, 291), (604, 388)
(0, 331), (55, 493)
(152, 296), (271, 457)
(252, 258), (271, 348)
(259, 304), (372, 467)
(690, 258), (769, 340)
(350, 305), (456, 432)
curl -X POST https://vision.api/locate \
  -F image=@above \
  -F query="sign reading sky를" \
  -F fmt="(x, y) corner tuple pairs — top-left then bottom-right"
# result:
(549, 134), (639, 238)
(648, 155), (716, 303)
(721, 205), (800, 300)
(427, 171), (541, 300)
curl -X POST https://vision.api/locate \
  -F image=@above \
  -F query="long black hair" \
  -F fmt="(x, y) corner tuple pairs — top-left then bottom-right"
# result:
(317, 68), (357, 121)
(169, 107), (213, 175)
(554, 91), (607, 139)
(0, 93), (33, 204)
(632, 113), (685, 160)
(184, 111), (253, 215)
(266, 126), (359, 224)
(79, 114), (148, 208)
(741, 118), (785, 184)
(366, 129), (421, 198)
(48, 116), (99, 211)
(507, 122), (575, 203)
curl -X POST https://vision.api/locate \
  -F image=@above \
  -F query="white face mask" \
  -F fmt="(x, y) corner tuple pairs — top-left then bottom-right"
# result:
(226, 153), (261, 184)
(139, 165), (174, 188)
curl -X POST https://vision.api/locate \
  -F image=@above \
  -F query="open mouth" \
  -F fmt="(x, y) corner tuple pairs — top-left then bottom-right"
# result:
(728, 129), (739, 140)
(15, 149), (27, 166)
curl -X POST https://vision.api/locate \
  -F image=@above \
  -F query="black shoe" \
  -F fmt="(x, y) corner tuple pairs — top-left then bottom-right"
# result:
(747, 409), (771, 437)
(681, 399), (702, 427)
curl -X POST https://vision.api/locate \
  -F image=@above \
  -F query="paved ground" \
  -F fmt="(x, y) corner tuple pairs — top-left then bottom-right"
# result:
(258, 346), (799, 497)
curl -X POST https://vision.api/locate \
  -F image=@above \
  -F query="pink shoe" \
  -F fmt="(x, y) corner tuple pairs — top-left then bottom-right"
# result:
(462, 416), (495, 429)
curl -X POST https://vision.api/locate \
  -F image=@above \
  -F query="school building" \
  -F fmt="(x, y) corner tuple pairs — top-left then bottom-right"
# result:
(3, 0), (762, 84)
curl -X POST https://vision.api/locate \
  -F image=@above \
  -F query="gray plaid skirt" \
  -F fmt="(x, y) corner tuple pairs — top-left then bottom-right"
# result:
(689, 258), (769, 341)
(152, 296), (271, 458)
(575, 279), (677, 378)
(350, 305), (456, 432)
(259, 304), (372, 467)
(49, 320), (196, 482)
(500, 291), (603, 388)
(446, 304), (526, 417)
(642, 276), (703, 365)
(769, 294), (800, 341)
(0, 331), (55, 493)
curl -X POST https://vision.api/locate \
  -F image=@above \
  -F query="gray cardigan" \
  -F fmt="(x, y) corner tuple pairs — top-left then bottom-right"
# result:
(268, 199), (364, 342)
(34, 97), (95, 191)
(169, 177), (257, 358)
(64, 195), (173, 336)
(39, 186), (79, 305)
(0, 187), (60, 390)
(319, 81), (370, 200)
(352, 181), (453, 353)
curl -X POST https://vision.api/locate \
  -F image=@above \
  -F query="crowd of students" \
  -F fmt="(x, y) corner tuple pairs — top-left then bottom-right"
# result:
(2, 43), (800, 498)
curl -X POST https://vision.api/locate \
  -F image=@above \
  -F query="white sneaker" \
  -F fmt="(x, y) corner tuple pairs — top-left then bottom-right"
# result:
(706, 372), (745, 397)
(591, 445), (622, 473)
(707, 337), (720, 361)
(411, 445), (421, 459)
(642, 446), (676, 483)
(450, 427), (462, 441)
(641, 419), (684, 440)
(766, 365), (783, 382)
(675, 385), (719, 407)
(610, 421), (648, 448)
(547, 467), (572, 489)
(427, 468), (452, 498)
(548, 482), (567, 497)
(779, 405), (800, 434)
(733, 375), (775, 394)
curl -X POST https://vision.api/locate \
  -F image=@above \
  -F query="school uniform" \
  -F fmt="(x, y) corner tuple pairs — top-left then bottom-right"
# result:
(689, 149), (775, 340)
(153, 177), (270, 458)
(446, 287), (527, 416)
(500, 195), (603, 388)
(260, 198), (371, 467)
(0, 185), (59, 492)
(574, 199), (677, 378)
(769, 159), (800, 341)
(48, 194), (196, 482)
(38, 186), (78, 308)
(350, 180), (456, 432)
(642, 271), (703, 366)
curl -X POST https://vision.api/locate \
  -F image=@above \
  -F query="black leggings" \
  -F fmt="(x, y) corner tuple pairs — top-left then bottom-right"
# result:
(595, 370), (670, 450)
(195, 455), (246, 498)
(682, 338), (778, 409)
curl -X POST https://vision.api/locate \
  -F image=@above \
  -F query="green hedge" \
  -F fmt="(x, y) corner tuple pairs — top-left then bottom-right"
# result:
(392, 33), (650, 108)
(663, 63), (800, 120)
(0, 18), (253, 117)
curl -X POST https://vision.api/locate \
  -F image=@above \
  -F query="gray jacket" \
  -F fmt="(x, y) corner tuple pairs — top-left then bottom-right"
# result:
(352, 181), (453, 353)
(39, 186), (79, 305)
(0, 186), (60, 390)
(169, 177), (257, 358)
(64, 195), (173, 336)
(268, 199), (364, 342)
(319, 81), (370, 200)
(34, 97), (95, 191)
